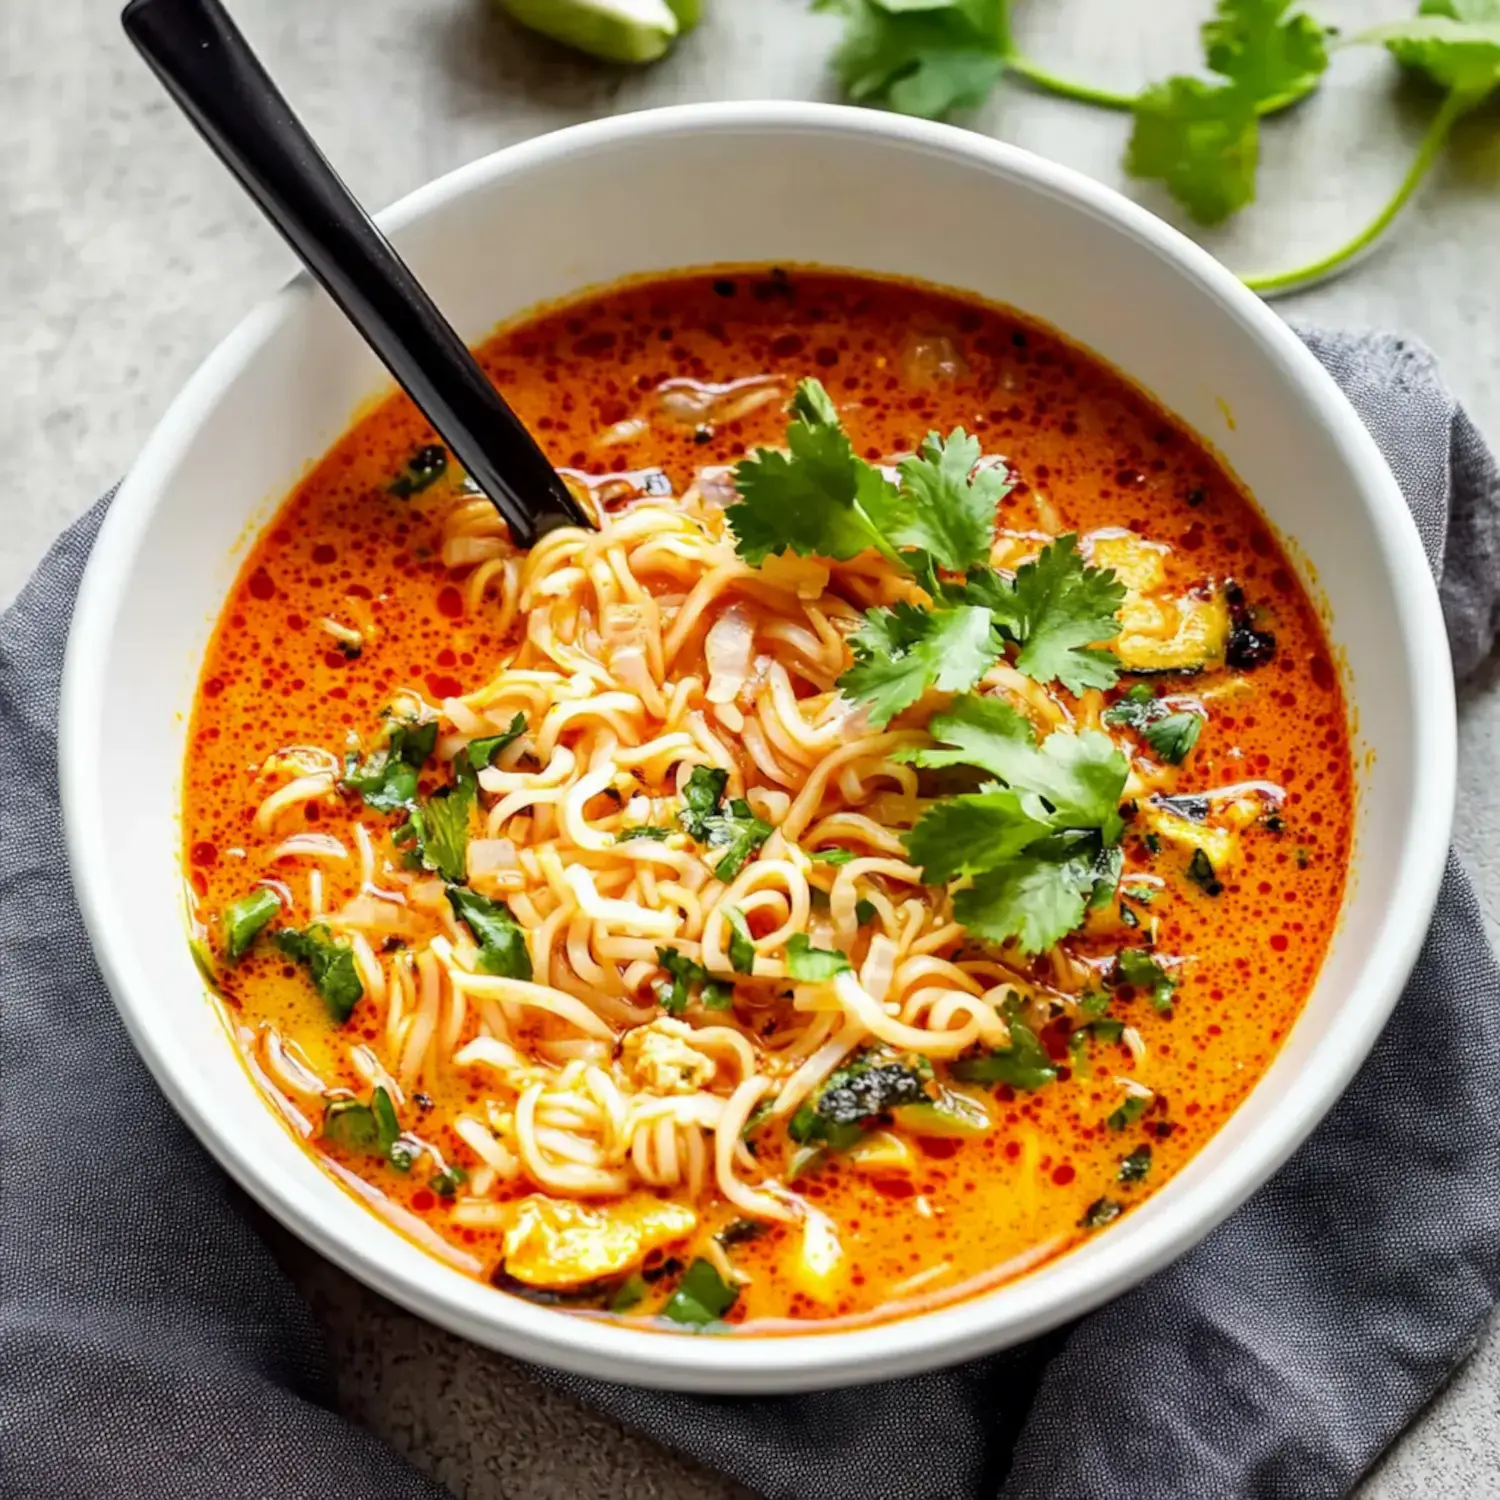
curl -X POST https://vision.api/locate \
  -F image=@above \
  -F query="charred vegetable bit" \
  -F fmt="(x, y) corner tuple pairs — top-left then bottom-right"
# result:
(1081, 1198), (1124, 1229)
(222, 887), (281, 961)
(662, 1257), (739, 1328)
(387, 443), (448, 498)
(275, 924), (364, 1021)
(1187, 847), (1225, 896)
(1119, 1145), (1153, 1182)
(790, 1051), (932, 1150)
(1224, 582), (1277, 668)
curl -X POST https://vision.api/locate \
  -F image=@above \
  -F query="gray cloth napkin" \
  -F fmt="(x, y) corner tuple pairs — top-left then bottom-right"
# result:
(2, 329), (1497, 1500)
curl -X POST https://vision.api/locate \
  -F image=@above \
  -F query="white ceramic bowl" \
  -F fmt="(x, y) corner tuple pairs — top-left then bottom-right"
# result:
(61, 102), (1455, 1393)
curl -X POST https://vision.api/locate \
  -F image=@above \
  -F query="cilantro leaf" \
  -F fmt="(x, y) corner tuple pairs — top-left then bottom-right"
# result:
(952, 848), (1100, 954)
(447, 886), (533, 980)
(951, 1005), (1057, 1089)
(396, 784), (473, 885)
(838, 601), (996, 726)
(343, 718), (438, 813)
(899, 694), (1129, 840)
(1144, 711), (1203, 764)
(222, 887), (281, 962)
(1369, 3), (1500, 98)
(388, 444), (448, 498)
(1102, 683), (1159, 730)
(808, 847), (856, 865)
(724, 906), (757, 975)
(1127, 77), (1258, 226)
(814, 0), (1011, 121)
(1203, 0), (1330, 105)
(1115, 948), (1179, 1012)
(1108, 1094), (1150, 1132)
(1119, 1144), (1154, 1182)
(617, 825), (676, 843)
(275, 924), (364, 1022)
(790, 1051), (930, 1149)
(727, 379), (901, 565)
(785, 934), (853, 981)
(902, 788), (1053, 885)
(891, 430), (1005, 572)
(676, 766), (772, 879)
(465, 713), (526, 773)
(958, 535), (1124, 693)
(662, 1257), (739, 1327)
(655, 947), (733, 1013)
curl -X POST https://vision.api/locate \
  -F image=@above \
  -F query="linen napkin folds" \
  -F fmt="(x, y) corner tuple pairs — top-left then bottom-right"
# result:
(2, 327), (1497, 1500)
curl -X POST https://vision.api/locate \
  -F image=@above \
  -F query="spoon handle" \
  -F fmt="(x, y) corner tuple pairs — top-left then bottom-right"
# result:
(122, 0), (592, 547)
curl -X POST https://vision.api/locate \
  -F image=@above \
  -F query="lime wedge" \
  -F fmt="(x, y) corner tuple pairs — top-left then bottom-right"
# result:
(499, 0), (700, 64)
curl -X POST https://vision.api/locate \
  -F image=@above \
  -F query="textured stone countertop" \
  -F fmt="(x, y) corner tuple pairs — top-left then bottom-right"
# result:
(4, 0), (1498, 1494)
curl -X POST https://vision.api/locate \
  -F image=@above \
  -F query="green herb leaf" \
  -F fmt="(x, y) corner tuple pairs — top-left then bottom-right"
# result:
(951, 1006), (1057, 1089)
(1144, 711), (1203, 764)
(724, 906), (757, 975)
(447, 886), (533, 980)
(785, 934), (853, 982)
(1107, 1093), (1150, 1132)
(465, 713), (527, 773)
(1102, 683), (1158, 730)
(388, 443), (448, 498)
(398, 785), (473, 884)
(1128, 76), (1259, 225)
(676, 766), (772, 878)
(662, 1257), (739, 1328)
(617, 825), (677, 843)
(903, 787), (1054, 885)
(430, 1164), (467, 1199)
(1116, 948), (1179, 1012)
(890, 429), (1006, 572)
(809, 847), (856, 865)
(855, 898), (878, 926)
(727, 379), (902, 565)
(1081, 1197), (1123, 1228)
(222, 887), (281, 962)
(1119, 1144), (1154, 1182)
(655, 946), (733, 1014)
(952, 848), (1100, 955)
(1367, 3), (1500, 98)
(275, 924), (364, 1022)
(791, 1050), (931, 1148)
(343, 718), (438, 813)
(813, 0), (1011, 121)
(838, 600), (997, 726)
(323, 1097), (380, 1154)
(1203, 0), (1330, 105)
(610, 1272), (649, 1314)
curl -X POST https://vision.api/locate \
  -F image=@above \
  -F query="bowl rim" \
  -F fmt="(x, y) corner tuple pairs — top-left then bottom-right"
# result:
(60, 99), (1456, 1391)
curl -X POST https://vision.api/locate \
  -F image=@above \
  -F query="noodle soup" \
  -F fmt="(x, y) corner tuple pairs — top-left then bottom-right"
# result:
(183, 270), (1351, 1331)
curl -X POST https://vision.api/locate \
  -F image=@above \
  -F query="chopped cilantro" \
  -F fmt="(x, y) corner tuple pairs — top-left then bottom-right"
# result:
(1119, 1145), (1153, 1182)
(447, 886), (532, 980)
(951, 1001), (1057, 1090)
(661, 1257), (738, 1328)
(275, 924), (363, 1022)
(855, 898), (878, 926)
(1145, 711), (1204, 765)
(790, 1051), (930, 1149)
(609, 1273), (648, 1314)
(388, 443), (448, 498)
(809, 847), (856, 865)
(1102, 683), (1159, 730)
(1107, 1093), (1150, 1132)
(676, 766), (771, 879)
(396, 784), (473, 884)
(785, 935), (853, 982)
(343, 718), (438, 813)
(724, 906), (757, 975)
(464, 713), (526, 773)
(617, 825), (676, 843)
(1115, 948), (1179, 1013)
(222, 887), (281, 962)
(430, 1164), (467, 1199)
(655, 947), (733, 1014)
(322, 1085), (412, 1171)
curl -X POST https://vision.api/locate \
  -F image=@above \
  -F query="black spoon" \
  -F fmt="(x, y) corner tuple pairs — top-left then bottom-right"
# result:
(122, 0), (594, 548)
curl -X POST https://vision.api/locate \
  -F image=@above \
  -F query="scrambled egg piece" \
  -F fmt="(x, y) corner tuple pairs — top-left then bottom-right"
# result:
(1090, 532), (1230, 673)
(619, 1017), (715, 1095)
(503, 1194), (697, 1288)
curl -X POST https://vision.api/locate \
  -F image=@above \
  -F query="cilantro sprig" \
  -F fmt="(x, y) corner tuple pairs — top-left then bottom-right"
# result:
(729, 381), (1123, 725)
(900, 694), (1129, 953)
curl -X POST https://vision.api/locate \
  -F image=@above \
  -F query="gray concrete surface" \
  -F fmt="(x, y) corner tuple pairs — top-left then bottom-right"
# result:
(4, 0), (1498, 1493)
